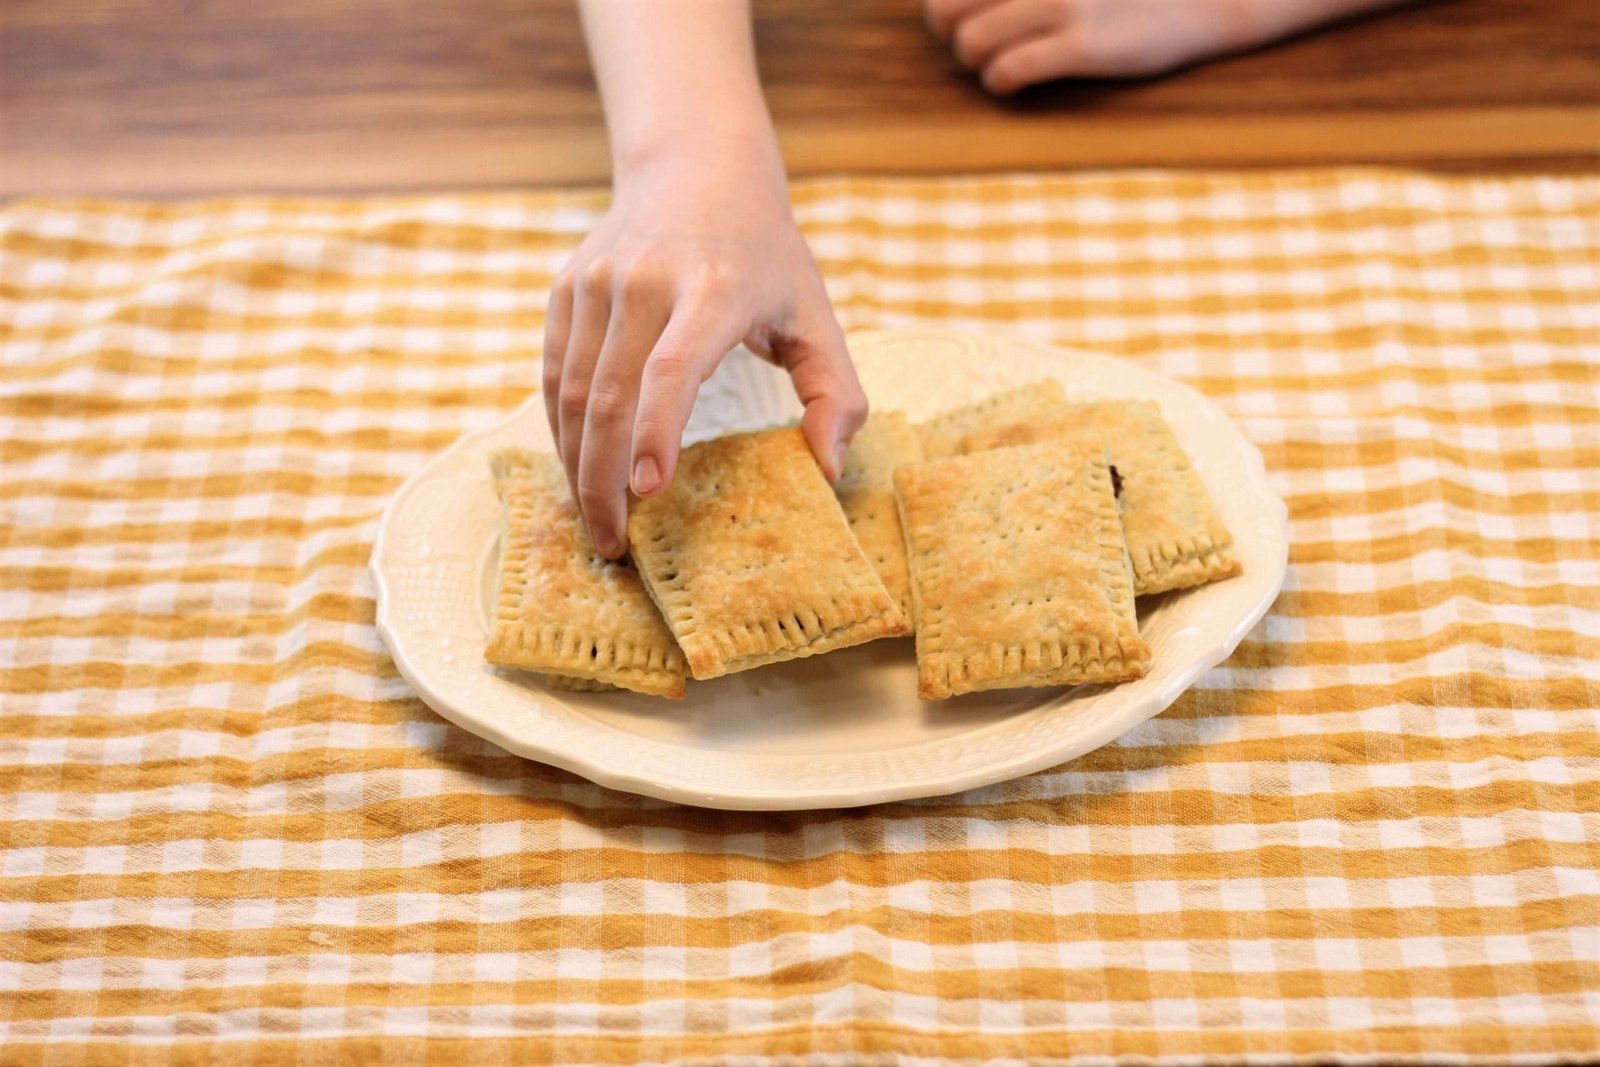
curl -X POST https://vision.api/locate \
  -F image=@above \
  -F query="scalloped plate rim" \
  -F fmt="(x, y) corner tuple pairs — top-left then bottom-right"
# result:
(370, 328), (1289, 810)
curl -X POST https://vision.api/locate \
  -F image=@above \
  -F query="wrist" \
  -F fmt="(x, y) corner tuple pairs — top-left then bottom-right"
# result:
(611, 120), (787, 196)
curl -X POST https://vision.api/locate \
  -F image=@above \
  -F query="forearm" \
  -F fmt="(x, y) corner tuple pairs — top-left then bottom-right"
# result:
(577, 0), (784, 189)
(547, 2), (866, 556)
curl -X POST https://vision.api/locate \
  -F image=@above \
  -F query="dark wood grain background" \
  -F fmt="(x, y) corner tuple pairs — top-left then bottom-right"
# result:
(3, 0), (1597, 198)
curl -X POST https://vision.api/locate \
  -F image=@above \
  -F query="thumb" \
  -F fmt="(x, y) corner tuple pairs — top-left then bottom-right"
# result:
(775, 315), (868, 484)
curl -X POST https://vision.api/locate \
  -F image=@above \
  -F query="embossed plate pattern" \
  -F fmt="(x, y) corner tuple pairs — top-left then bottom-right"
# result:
(371, 329), (1289, 810)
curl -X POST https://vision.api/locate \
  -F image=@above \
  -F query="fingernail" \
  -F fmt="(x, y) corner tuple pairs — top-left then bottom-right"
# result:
(591, 527), (621, 558)
(631, 456), (661, 495)
(833, 442), (848, 478)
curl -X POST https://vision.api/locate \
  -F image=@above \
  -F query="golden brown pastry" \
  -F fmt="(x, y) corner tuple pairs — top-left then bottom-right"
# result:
(913, 379), (1066, 459)
(485, 448), (688, 698)
(628, 427), (908, 680)
(834, 410), (923, 621)
(894, 441), (1150, 700)
(959, 399), (1240, 596)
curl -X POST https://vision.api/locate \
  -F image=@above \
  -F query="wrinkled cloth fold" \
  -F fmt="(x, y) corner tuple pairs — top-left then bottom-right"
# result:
(1, 170), (1597, 1064)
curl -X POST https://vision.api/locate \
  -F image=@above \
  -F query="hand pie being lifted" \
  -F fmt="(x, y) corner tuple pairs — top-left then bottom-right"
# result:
(628, 427), (908, 681)
(485, 449), (688, 698)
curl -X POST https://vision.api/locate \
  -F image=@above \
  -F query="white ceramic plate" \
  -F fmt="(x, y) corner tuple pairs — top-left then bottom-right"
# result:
(371, 328), (1288, 810)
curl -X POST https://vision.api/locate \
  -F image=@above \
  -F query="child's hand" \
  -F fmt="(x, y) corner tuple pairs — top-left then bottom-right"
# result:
(542, 144), (866, 560)
(925, 0), (1402, 93)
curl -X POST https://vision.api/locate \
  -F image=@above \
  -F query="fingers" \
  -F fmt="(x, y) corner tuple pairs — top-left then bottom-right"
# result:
(925, 0), (1003, 41)
(547, 233), (860, 563)
(576, 281), (672, 559)
(776, 312), (868, 485)
(630, 287), (746, 502)
(541, 270), (574, 449)
(951, 0), (1065, 70)
(982, 30), (1083, 94)
(555, 269), (612, 504)
(628, 284), (862, 502)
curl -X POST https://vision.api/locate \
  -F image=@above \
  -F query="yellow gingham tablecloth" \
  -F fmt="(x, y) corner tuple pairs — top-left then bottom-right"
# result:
(1, 170), (1598, 1065)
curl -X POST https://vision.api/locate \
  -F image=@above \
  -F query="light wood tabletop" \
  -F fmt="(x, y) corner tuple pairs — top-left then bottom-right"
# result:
(3, 0), (1597, 199)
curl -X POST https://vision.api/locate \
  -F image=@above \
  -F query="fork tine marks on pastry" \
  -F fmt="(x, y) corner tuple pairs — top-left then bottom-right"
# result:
(913, 379), (1066, 459)
(483, 378), (1240, 702)
(485, 448), (688, 698)
(627, 427), (907, 681)
(894, 441), (1150, 700)
(958, 399), (1241, 596)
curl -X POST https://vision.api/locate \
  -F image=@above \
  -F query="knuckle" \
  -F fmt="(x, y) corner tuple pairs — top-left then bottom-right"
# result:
(549, 269), (576, 301)
(646, 347), (695, 381)
(983, 56), (1024, 93)
(541, 339), (566, 373)
(615, 258), (664, 301)
(579, 257), (612, 292)
(686, 263), (736, 305)
(559, 386), (589, 418)
(953, 22), (987, 66)
(632, 407), (672, 438)
(1058, 22), (1086, 49)
(575, 483), (613, 512)
(632, 389), (683, 432)
(586, 385), (630, 423)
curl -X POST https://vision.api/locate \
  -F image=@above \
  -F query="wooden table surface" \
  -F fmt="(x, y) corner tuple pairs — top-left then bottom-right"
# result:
(3, 0), (1598, 199)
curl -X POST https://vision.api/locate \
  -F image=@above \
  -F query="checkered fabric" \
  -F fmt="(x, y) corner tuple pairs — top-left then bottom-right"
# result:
(2, 170), (1598, 1064)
